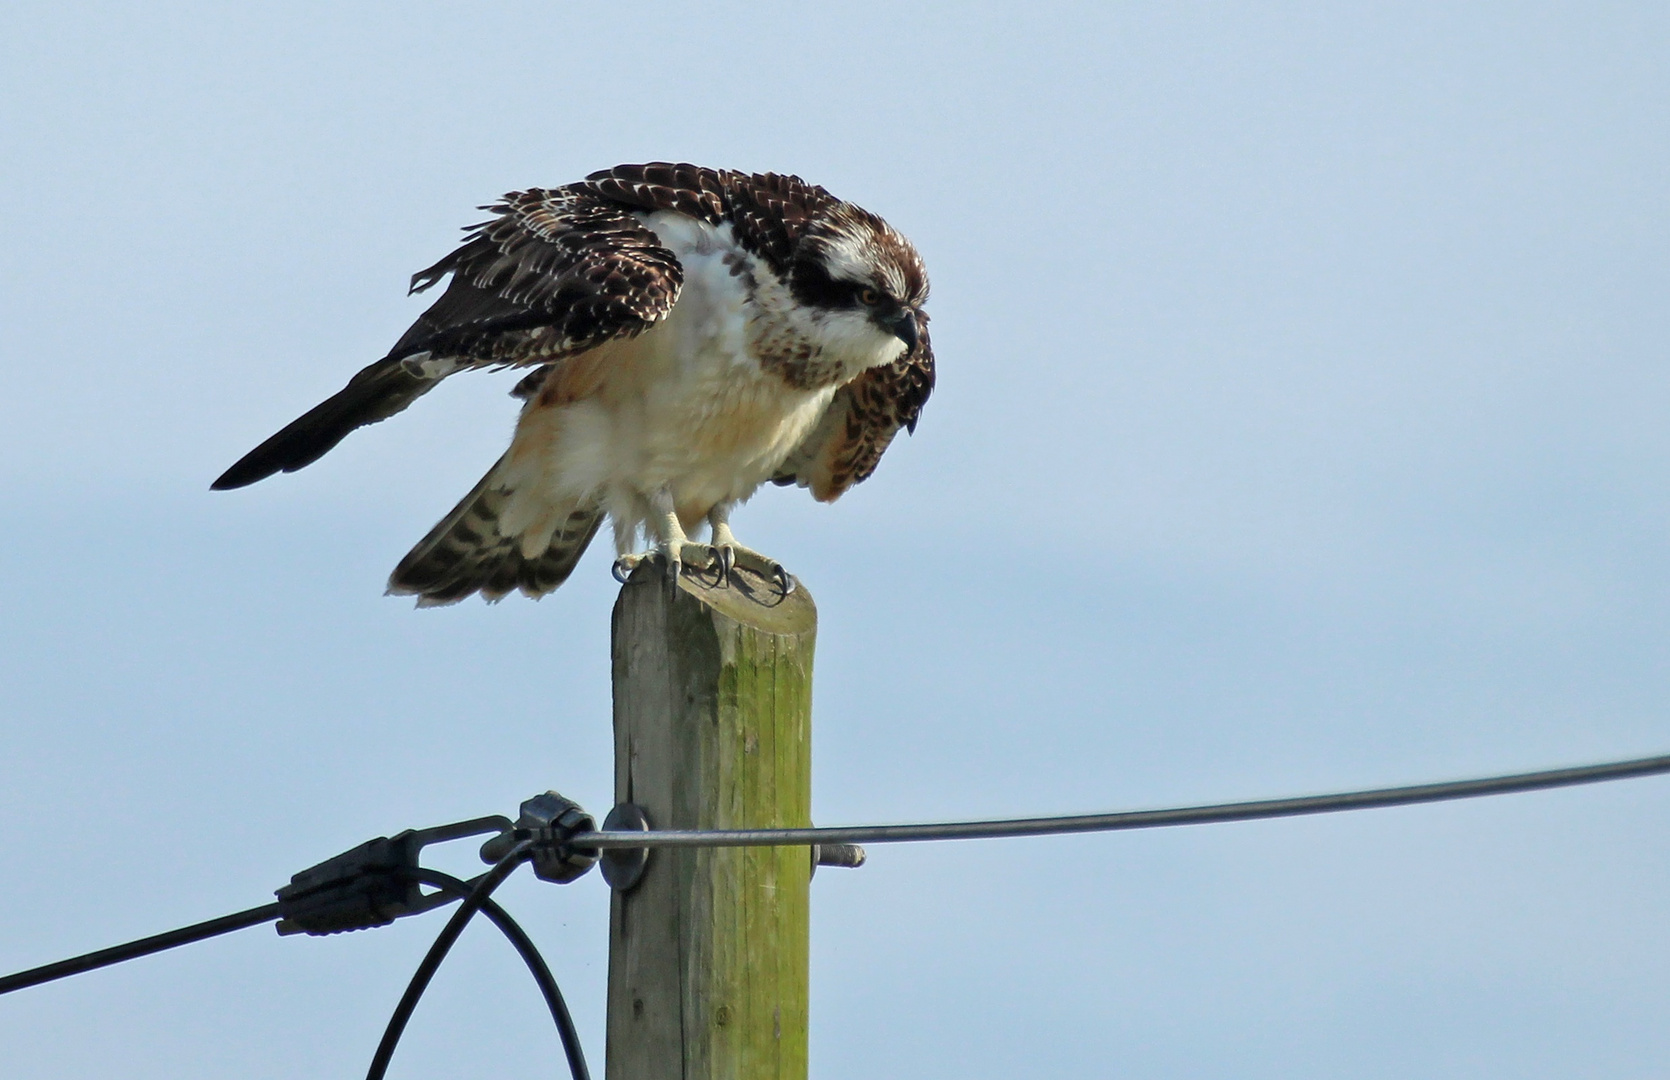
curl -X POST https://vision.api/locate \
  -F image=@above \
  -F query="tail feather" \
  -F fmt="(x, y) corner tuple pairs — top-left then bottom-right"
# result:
(211, 357), (439, 490)
(387, 456), (602, 606)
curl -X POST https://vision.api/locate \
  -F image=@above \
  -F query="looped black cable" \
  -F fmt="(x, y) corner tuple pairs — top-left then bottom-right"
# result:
(365, 839), (536, 1080)
(402, 867), (590, 1080)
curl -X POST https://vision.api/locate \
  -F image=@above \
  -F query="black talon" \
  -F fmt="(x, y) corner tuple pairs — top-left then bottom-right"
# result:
(695, 548), (724, 589)
(612, 558), (634, 584)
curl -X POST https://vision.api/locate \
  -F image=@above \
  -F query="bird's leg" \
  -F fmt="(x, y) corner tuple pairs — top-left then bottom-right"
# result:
(707, 504), (795, 595)
(612, 488), (714, 584)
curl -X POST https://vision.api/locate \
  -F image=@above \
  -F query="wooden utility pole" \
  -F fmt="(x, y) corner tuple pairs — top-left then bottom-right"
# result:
(605, 563), (817, 1080)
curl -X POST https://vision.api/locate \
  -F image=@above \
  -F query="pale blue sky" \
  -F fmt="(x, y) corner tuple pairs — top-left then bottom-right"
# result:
(2, 3), (1668, 1077)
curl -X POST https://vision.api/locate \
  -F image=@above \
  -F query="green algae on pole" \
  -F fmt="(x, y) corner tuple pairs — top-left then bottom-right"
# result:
(606, 563), (815, 1080)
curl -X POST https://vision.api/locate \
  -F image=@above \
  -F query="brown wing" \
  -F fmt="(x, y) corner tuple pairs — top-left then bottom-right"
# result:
(400, 186), (682, 365)
(213, 187), (682, 490)
(580, 162), (843, 274)
(772, 312), (935, 502)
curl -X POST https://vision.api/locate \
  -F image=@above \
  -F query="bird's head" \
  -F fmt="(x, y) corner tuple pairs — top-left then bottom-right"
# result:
(787, 205), (929, 370)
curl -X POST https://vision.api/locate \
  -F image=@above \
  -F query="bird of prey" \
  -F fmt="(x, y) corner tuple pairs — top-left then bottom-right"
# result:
(212, 163), (934, 605)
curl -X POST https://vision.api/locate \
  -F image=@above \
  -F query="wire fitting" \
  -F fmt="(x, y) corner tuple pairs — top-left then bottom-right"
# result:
(274, 815), (511, 936)
(480, 792), (599, 884)
(811, 843), (867, 874)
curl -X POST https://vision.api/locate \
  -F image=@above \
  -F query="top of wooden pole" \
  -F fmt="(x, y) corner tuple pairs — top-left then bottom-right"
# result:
(640, 563), (817, 637)
(607, 557), (817, 1080)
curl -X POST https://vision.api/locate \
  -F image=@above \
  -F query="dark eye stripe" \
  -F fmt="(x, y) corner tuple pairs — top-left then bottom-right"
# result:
(789, 258), (872, 310)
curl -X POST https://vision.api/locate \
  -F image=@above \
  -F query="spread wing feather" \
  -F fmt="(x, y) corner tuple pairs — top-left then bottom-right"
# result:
(772, 312), (935, 501)
(402, 187), (683, 364)
(212, 188), (683, 490)
(580, 162), (842, 273)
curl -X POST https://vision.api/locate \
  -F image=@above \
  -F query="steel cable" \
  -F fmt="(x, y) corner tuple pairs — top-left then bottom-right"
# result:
(5, 751), (1669, 1010)
(567, 751), (1670, 849)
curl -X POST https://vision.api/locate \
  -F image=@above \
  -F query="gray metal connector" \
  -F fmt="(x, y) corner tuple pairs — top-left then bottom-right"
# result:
(480, 792), (599, 884)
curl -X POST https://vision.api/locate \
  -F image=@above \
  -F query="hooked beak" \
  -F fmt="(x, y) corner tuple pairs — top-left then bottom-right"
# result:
(884, 309), (919, 353)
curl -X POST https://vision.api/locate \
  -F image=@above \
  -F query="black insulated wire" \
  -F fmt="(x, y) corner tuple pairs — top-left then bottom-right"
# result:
(0, 902), (283, 997)
(403, 867), (590, 1080)
(365, 840), (536, 1080)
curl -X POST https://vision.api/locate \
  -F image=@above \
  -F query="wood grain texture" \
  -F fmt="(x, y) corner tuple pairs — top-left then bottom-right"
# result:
(607, 565), (816, 1080)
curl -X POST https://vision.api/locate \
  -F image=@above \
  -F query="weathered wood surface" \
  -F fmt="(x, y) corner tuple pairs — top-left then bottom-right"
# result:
(606, 563), (817, 1080)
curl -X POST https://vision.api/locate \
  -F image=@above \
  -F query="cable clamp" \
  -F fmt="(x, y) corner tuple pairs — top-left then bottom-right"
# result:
(275, 815), (513, 936)
(479, 792), (599, 884)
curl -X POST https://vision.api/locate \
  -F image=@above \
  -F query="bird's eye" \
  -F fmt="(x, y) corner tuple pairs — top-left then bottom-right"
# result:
(857, 287), (881, 306)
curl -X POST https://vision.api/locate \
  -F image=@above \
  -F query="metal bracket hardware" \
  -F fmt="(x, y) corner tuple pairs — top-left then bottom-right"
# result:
(275, 815), (512, 936)
(479, 792), (599, 884)
(598, 803), (652, 892)
(810, 843), (867, 877)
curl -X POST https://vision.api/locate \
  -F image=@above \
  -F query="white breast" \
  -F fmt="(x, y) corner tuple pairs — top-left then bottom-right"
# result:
(531, 213), (836, 539)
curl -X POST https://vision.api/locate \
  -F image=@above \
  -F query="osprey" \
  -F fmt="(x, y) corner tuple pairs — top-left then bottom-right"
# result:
(213, 163), (934, 605)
